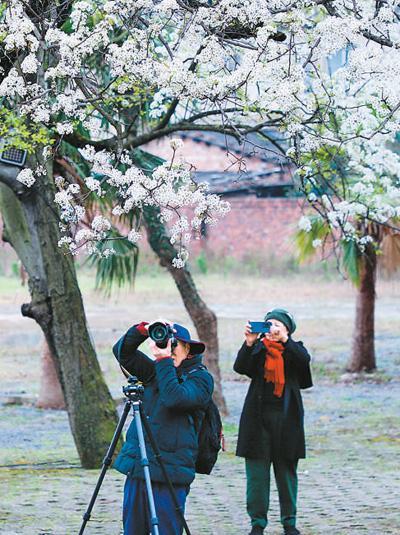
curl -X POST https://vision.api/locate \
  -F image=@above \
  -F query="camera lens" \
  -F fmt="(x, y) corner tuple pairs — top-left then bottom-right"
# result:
(148, 322), (171, 348)
(150, 324), (168, 341)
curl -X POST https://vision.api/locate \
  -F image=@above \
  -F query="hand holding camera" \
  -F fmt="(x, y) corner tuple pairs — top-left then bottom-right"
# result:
(147, 320), (178, 361)
(244, 322), (259, 347)
(148, 319), (175, 347)
(246, 320), (288, 344)
(266, 323), (288, 344)
(149, 338), (173, 360)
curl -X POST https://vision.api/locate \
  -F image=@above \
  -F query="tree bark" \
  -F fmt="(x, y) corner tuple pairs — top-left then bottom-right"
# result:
(36, 339), (66, 410)
(0, 161), (119, 468)
(347, 247), (377, 372)
(143, 205), (228, 415)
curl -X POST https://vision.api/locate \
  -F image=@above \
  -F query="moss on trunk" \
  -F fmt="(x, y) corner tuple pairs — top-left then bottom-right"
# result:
(0, 163), (120, 468)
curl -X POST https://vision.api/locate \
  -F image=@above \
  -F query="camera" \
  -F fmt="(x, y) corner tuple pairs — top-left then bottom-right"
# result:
(122, 375), (145, 399)
(148, 322), (177, 349)
(249, 320), (272, 334)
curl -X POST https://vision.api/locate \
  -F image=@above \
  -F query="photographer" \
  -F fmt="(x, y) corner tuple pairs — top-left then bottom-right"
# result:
(112, 320), (213, 535)
(233, 309), (312, 535)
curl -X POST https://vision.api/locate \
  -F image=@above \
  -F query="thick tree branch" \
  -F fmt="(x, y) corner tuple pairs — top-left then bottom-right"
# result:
(362, 30), (396, 48)
(65, 118), (286, 156)
(0, 163), (26, 196)
(154, 99), (179, 131)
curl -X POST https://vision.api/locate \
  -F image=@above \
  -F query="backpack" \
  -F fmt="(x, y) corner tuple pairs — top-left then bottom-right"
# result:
(185, 365), (224, 475)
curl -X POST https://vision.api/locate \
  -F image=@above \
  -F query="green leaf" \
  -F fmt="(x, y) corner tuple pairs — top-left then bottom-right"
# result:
(132, 149), (165, 174)
(87, 228), (139, 296)
(59, 140), (91, 179)
(341, 239), (361, 285)
(295, 217), (329, 263)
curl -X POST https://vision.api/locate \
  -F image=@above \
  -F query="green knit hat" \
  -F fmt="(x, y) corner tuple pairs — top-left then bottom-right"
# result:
(264, 308), (296, 335)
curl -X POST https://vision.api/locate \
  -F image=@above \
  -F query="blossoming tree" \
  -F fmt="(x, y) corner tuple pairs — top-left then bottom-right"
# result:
(296, 131), (400, 372)
(1, 0), (400, 465)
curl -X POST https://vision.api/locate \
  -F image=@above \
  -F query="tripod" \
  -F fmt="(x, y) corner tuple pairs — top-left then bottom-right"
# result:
(78, 376), (191, 535)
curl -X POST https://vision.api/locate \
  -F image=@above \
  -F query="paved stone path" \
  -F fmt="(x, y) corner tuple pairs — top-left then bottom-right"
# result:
(1, 379), (399, 535)
(1, 274), (399, 534)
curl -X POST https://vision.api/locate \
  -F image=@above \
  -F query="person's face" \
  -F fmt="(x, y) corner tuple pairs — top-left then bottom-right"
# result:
(171, 340), (190, 367)
(267, 319), (289, 340)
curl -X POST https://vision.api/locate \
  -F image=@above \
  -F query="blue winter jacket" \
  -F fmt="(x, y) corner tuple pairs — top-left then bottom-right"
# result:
(112, 325), (214, 485)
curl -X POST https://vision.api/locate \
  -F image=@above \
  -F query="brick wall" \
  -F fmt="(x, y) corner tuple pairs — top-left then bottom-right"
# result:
(143, 137), (303, 260)
(188, 196), (304, 260)
(0, 138), (301, 270)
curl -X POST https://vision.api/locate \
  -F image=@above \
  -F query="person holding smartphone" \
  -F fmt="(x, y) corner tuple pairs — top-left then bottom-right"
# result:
(233, 308), (313, 535)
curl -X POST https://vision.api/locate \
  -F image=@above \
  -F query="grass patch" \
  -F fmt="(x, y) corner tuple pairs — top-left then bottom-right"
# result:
(309, 361), (342, 382)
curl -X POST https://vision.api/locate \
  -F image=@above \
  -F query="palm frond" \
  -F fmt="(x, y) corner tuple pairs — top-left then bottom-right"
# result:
(132, 149), (164, 174)
(341, 239), (361, 286)
(295, 217), (330, 263)
(379, 229), (400, 276)
(86, 227), (139, 296)
(61, 146), (165, 295)
(59, 140), (91, 179)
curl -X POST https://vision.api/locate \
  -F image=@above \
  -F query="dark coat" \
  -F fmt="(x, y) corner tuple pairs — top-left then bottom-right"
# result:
(112, 325), (213, 486)
(234, 338), (312, 460)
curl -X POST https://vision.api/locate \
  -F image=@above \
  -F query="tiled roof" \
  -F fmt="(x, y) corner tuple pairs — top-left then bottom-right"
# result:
(180, 130), (289, 164)
(195, 169), (294, 196)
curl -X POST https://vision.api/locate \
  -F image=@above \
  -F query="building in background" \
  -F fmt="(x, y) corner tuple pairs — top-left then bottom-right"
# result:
(145, 131), (305, 265)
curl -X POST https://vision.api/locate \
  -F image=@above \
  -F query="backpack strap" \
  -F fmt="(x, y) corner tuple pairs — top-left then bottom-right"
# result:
(179, 364), (207, 383)
(188, 364), (207, 374)
(179, 364), (208, 432)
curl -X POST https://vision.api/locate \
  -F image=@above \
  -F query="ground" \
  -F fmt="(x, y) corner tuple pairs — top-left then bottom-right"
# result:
(0, 271), (399, 535)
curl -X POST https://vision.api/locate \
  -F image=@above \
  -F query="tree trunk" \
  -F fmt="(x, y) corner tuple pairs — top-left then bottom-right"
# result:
(347, 247), (377, 372)
(36, 339), (66, 410)
(143, 205), (228, 415)
(0, 161), (119, 468)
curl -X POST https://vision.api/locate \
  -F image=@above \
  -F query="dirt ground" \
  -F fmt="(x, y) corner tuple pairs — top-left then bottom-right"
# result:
(0, 271), (399, 534)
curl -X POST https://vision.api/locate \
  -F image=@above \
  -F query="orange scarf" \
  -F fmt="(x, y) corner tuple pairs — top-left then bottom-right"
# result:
(263, 339), (285, 398)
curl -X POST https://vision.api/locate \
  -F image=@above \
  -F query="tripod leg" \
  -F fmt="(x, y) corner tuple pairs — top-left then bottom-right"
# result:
(140, 405), (192, 535)
(78, 400), (131, 535)
(132, 403), (160, 535)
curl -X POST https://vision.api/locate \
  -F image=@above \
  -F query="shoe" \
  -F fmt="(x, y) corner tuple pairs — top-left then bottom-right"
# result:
(283, 527), (300, 535)
(248, 527), (264, 535)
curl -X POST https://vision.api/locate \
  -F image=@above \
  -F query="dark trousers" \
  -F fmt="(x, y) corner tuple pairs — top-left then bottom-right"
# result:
(245, 408), (298, 529)
(123, 478), (189, 535)
(246, 457), (298, 529)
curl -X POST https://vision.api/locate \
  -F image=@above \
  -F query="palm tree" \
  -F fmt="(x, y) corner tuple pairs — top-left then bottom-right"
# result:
(296, 220), (400, 372)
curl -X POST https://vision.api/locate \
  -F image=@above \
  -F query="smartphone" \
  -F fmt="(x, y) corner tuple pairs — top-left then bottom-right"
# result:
(249, 321), (272, 334)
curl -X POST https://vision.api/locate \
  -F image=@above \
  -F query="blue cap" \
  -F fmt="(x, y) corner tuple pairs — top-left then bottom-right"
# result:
(172, 323), (205, 355)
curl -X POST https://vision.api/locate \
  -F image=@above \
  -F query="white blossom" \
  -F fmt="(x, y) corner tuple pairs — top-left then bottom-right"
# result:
(68, 184), (80, 194)
(298, 216), (312, 233)
(0, 68), (27, 97)
(85, 177), (102, 195)
(172, 256), (185, 269)
(169, 138), (184, 151)
(91, 215), (111, 233)
(101, 248), (116, 258)
(56, 122), (74, 136)
(127, 229), (141, 243)
(21, 54), (39, 74)
(75, 229), (95, 242)
(16, 169), (35, 187)
(2, 0), (400, 265)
